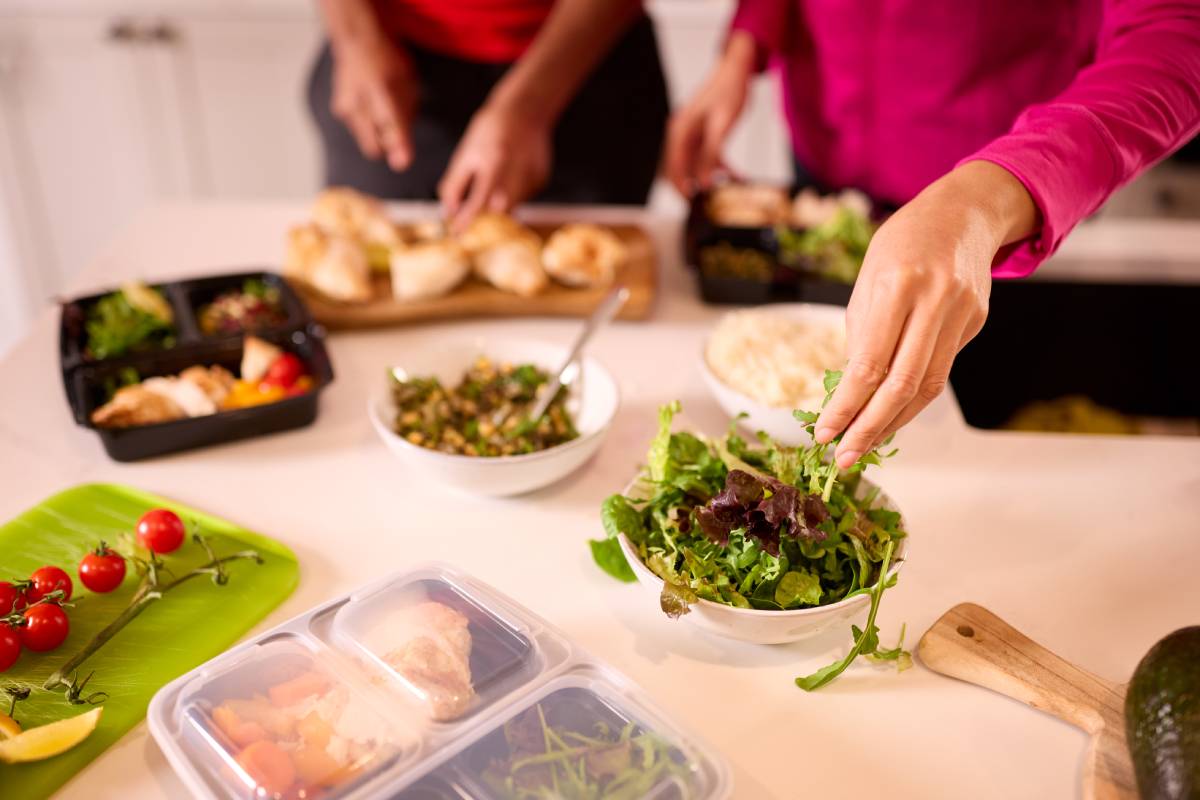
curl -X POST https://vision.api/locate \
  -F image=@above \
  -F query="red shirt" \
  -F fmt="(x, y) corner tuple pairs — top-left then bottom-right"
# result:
(374, 0), (554, 63)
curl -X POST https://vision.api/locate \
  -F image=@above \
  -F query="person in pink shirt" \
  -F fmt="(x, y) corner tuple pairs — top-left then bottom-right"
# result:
(666, 0), (1200, 465)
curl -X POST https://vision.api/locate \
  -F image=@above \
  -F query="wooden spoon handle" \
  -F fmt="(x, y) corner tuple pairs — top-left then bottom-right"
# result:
(917, 603), (1125, 734)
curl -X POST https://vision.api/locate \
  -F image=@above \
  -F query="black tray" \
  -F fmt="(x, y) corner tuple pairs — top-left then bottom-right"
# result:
(683, 191), (857, 307)
(950, 279), (1200, 430)
(59, 271), (334, 461)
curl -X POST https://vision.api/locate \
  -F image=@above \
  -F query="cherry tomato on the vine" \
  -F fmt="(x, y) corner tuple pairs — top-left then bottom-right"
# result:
(20, 603), (69, 652)
(79, 544), (126, 594)
(0, 581), (23, 615)
(136, 508), (186, 554)
(25, 566), (73, 603)
(0, 623), (20, 671)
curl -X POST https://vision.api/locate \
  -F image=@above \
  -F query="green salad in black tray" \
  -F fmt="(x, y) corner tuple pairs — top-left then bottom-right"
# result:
(84, 281), (176, 359)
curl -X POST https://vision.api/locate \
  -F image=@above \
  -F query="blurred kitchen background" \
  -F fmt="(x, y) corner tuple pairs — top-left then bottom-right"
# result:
(1, 0), (1199, 359)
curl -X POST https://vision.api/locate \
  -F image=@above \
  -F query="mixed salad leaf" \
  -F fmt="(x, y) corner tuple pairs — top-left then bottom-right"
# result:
(776, 207), (875, 284)
(591, 371), (909, 689)
(84, 283), (175, 359)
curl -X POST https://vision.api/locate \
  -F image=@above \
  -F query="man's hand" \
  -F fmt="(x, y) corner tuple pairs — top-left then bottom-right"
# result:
(664, 31), (756, 196)
(330, 35), (419, 171)
(815, 161), (1038, 467)
(439, 103), (552, 229)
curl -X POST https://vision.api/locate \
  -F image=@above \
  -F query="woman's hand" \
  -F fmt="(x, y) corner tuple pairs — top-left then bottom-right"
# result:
(815, 161), (1038, 467)
(330, 34), (419, 170)
(664, 31), (757, 195)
(439, 103), (553, 230)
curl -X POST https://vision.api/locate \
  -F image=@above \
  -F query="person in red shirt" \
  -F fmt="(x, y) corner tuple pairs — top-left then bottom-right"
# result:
(666, 0), (1200, 464)
(309, 0), (668, 229)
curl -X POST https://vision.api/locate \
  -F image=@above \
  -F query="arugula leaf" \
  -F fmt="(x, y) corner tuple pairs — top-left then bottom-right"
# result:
(600, 494), (648, 545)
(589, 538), (636, 583)
(795, 539), (898, 691)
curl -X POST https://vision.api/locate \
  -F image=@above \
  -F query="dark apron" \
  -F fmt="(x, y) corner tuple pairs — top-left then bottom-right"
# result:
(307, 15), (670, 205)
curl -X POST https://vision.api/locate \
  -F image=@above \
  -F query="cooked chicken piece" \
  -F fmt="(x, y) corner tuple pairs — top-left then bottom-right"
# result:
(473, 234), (548, 298)
(400, 219), (447, 243)
(390, 239), (470, 301)
(91, 385), (184, 428)
(90, 365), (234, 428)
(311, 187), (400, 246)
(457, 212), (531, 255)
(790, 187), (872, 228)
(178, 365), (235, 405)
(240, 336), (283, 384)
(383, 601), (474, 721)
(541, 224), (626, 288)
(706, 184), (790, 227)
(285, 224), (374, 304)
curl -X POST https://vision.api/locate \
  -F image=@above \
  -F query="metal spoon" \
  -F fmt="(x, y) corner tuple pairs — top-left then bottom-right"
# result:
(526, 285), (630, 422)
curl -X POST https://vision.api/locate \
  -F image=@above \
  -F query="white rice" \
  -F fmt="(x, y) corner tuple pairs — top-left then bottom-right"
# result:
(705, 308), (846, 409)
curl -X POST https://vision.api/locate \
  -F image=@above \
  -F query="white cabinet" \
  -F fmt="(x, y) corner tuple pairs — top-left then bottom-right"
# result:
(0, 7), (322, 356)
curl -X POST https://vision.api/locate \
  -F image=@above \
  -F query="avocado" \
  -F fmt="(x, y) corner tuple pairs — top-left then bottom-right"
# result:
(1125, 626), (1200, 800)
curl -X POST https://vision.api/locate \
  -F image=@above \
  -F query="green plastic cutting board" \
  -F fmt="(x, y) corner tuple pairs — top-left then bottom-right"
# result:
(0, 483), (299, 799)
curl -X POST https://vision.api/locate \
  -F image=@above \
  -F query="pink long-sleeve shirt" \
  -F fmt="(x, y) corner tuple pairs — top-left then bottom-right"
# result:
(731, 0), (1200, 276)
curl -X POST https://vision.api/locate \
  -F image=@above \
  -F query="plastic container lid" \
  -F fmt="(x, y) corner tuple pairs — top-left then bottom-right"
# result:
(171, 636), (414, 800)
(329, 573), (545, 723)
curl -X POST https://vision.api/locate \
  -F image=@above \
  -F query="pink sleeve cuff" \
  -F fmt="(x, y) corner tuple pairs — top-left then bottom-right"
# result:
(729, 1), (789, 69)
(961, 104), (1119, 278)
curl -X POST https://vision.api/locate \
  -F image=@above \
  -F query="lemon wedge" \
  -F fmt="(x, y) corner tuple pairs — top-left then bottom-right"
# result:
(0, 711), (20, 739)
(0, 707), (102, 763)
(120, 281), (174, 324)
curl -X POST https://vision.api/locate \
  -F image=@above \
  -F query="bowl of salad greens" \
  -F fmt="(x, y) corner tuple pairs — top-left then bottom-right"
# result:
(369, 337), (619, 496)
(591, 372), (910, 687)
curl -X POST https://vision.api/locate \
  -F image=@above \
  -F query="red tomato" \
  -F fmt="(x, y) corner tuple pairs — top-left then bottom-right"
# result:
(0, 581), (23, 615)
(136, 508), (186, 554)
(261, 353), (305, 389)
(25, 566), (73, 604)
(0, 623), (19, 671)
(20, 604), (69, 652)
(79, 545), (126, 594)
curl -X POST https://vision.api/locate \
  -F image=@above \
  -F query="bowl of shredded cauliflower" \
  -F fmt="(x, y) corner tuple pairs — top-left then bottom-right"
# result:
(701, 304), (846, 445)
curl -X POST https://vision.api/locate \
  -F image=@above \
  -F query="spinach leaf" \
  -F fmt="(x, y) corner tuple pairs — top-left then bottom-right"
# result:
(600, 494), (647, 545)
(589, 538), (636, 583)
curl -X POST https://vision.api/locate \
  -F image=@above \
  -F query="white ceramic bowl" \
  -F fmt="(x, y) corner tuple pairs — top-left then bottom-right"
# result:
(616, 476), (907, 644)
(700, 302), (846, 446)
(369, 337), (619, 496)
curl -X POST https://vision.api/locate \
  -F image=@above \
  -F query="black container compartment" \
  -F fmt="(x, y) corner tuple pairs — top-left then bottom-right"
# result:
(182, 271), (309, 338)
(451, 684), (695, 800)
(59, 281), (193, 370)
(950, 280), (1200, 431)
(684, 191), (857, 307)
(66, 325), (333, 462)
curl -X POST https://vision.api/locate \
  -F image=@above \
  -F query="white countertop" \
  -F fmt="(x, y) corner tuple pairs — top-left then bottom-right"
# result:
(2, 202), (1198, 800)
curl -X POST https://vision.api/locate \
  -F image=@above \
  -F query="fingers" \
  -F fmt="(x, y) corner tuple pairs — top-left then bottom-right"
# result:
(664, 112), (704, 196)
(438, 155), (472, 221)
(814, 284), (908, 444)
(695, 110), (736, 190)
(334, 95), (382, 161)
(448, 162), (500, 233)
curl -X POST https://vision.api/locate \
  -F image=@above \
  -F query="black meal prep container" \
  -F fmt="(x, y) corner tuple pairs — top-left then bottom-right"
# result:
(59, 271), (334, 461)
(683, 190), (857, 307)
(950, 278), (1200, 431)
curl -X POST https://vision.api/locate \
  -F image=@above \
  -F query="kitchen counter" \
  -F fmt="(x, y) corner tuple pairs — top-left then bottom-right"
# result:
(1, 202), (1197, 800)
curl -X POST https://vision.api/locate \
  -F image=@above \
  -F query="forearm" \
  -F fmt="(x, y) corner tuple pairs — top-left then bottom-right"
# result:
(317, 0), (388, 52)
(485, 0), (643, 126)
(939, 161), (1039, 250)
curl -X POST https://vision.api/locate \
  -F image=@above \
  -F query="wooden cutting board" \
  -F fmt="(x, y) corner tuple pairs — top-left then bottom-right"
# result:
(918, 603), (1136, 799)
(296, 223), (657, 329)
(0, 484), (298, 800)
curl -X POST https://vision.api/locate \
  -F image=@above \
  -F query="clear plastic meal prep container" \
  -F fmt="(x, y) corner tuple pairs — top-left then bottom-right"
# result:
(149, 564), (732, 800)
